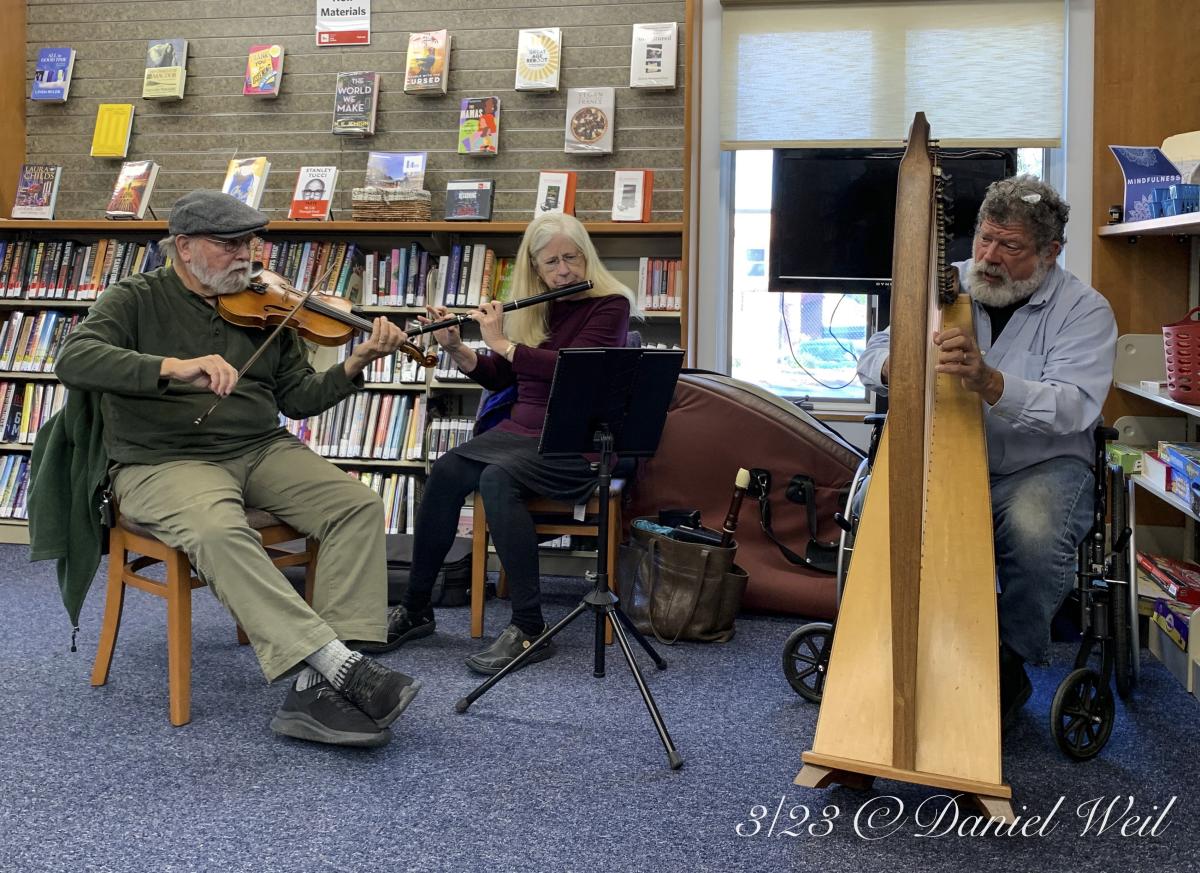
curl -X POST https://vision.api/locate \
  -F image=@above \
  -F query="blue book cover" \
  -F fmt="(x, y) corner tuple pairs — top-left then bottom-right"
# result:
(1109, 146), (1182, 222)
(31, 47), (75, 102)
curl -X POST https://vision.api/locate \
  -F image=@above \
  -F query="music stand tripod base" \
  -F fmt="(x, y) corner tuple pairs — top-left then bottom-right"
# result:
(454, 347), (686, 771)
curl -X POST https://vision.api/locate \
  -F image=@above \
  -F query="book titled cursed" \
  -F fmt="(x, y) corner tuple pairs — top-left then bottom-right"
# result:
(332, 71), (380, 136)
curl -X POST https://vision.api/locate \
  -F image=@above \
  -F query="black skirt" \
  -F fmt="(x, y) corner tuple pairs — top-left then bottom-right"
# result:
(449, 428), (598, 504)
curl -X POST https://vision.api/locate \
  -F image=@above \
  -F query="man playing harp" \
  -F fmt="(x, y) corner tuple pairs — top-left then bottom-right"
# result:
(857, 175), (1117, 730)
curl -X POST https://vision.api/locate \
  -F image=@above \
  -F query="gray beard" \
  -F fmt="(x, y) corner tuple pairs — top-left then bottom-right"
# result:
(968, 258), (1050, 307)
(189, 256), (252, 297)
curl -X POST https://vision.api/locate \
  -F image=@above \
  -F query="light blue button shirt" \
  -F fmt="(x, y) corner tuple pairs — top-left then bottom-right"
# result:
(857, 260), (1117, 475)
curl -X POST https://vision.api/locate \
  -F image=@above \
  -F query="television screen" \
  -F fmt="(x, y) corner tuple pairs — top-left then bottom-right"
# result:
(768, 147), (1017, 294)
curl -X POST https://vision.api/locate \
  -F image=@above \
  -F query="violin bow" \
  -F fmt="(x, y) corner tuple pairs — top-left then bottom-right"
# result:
(193, 261), (341, 425)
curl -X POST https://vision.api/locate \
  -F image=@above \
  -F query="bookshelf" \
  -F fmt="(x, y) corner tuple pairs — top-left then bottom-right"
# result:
(0, 218), (684, 544)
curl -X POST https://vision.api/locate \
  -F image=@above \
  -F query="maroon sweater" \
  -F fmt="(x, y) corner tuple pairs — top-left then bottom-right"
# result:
(468, 294), (631, 436)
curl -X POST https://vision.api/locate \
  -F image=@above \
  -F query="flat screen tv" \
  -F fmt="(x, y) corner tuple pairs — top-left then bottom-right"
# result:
(768, 147), (1018, 294)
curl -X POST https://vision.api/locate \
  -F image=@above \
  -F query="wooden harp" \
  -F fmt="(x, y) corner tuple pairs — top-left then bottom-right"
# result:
(795, 113), (1013, 819)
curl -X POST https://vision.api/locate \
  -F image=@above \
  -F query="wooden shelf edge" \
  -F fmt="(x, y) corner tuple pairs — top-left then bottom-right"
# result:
(0, 219), (684, 236)
(1098, 212), (1200, 238)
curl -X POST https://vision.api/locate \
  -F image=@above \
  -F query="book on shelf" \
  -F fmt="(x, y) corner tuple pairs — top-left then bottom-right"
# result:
(243, 43), (285, 97)
(629, 22), (678, 89)
(610, 169), (654, 222)
(90, 103), (135, 158)
(515, 27), (562, 92)
(1150, 596), (1192, 652)
(105, 160), (160, 219)
(564, 87), (614, 155)
(142, 38), (188, 100)
(444, 179), (494, 221)
(288, 166), (339, 220)
(332, 71), (380, 136)
(366, 151), (426, 192)
(222, 157), (270, 209)
(1136, 551), (1200, 607)
(533, 170), (577, 216)
(31, 47), (76, 102)
(457, 96), (500, 156)
(11, 164), (62, 220)
(403, 30), (451, 94)
(1108, 146), (1182, 222)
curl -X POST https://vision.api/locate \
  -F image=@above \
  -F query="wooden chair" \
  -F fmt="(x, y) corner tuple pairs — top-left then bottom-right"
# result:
(470, 480), (624, 645)
(90, 508), (319, 726)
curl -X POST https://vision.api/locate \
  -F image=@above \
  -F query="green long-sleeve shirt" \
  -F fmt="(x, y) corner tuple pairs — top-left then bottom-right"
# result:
(55, 265), (362, 465)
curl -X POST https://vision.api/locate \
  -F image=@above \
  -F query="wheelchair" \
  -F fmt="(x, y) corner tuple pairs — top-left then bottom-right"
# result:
(1049, 425), (1136, 760)
(781, 414), (884, 702)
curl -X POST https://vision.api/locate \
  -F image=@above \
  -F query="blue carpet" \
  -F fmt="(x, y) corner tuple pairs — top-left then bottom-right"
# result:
(1, 543), (1196, 872)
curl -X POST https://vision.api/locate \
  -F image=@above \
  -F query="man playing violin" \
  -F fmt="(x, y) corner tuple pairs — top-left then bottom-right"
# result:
(55, 190), (418, 748)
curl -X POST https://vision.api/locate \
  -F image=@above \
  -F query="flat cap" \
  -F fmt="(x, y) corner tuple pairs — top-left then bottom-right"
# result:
(168, 190), (269, 238)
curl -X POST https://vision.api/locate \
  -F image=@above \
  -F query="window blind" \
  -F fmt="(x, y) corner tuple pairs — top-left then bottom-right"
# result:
(720, 0), (1065, 148)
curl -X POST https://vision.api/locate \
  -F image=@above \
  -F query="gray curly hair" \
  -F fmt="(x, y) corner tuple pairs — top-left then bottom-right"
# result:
(976, 174), (1070, 253)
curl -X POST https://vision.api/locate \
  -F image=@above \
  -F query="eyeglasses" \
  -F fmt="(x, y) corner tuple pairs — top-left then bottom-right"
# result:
(196, 235), (257, 254)
(536, 252), (583, 270)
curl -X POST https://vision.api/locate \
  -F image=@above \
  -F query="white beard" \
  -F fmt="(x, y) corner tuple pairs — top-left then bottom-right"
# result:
(188, 252), (253, 297)
(968, 258), (1050, 307)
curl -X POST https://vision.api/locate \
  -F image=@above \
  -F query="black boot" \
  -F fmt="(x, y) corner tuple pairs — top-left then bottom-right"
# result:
(465, 624), (556, 675)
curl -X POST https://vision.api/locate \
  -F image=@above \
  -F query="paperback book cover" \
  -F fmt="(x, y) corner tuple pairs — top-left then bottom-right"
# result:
(332, 71), (380, 136)
(106, 160), (160, 219)
(404, 30), (451, 94)
(11, 164), (62, 219)
(90, 103), (135, 158)
(564, 87), (614, 154)
(244, 44), (285, 97)
(611, 169), (654, 221)
(31, 47), (76, 102)
(457, 97), (499, 156)
(444, 179), (494, 221)
(629, 22), (678, 89)
(288, 166), (339, 220)
(142, 38), (188, 100)
(515, 28), (561, 92)
(534, 170), (576, 216)
(366, 152), (427, 192)
(222, 156), (271, 209)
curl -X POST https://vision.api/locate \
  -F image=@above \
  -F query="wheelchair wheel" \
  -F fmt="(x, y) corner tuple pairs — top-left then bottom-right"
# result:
(1106, 466), (1135, 699)
(1050, 667), (1115, 760)
(782, 622), (832, 703)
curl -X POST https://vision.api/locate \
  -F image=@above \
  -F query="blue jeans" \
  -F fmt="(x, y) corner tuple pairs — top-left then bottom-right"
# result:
(992, 456), (1094, 665)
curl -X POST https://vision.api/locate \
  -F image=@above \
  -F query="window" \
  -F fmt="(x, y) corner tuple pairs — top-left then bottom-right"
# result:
(730, 148), (1046, 406)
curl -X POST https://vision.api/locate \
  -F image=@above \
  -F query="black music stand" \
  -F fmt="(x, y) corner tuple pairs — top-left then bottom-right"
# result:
(455, 347), (685, 769)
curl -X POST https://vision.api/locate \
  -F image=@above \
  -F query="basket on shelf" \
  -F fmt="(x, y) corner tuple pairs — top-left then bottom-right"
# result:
(1163, 306), (1200, 404)
(350, 187), (432, 222)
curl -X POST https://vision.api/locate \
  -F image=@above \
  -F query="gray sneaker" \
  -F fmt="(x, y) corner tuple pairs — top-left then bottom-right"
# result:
(270, 678), (391, 748)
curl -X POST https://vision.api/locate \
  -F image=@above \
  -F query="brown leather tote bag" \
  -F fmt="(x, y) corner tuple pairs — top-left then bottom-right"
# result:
(619, 518), (749, 643)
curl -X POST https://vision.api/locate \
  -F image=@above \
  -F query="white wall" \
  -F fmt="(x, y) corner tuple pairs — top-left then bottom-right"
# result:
(693, 0), (1097, 372)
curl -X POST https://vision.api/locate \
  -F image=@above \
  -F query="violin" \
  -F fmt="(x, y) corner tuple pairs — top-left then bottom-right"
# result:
(215, 267), (437, 367)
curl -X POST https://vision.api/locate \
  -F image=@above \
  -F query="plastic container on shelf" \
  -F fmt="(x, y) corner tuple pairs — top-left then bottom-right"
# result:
(1162, 306), (1200, 403)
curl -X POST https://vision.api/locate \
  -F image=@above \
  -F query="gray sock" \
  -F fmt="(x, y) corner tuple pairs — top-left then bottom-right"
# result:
(300, 640), (362, 691)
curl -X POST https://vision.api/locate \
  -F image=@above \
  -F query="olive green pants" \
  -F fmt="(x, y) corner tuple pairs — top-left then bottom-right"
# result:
(111, 438), (387, 682)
